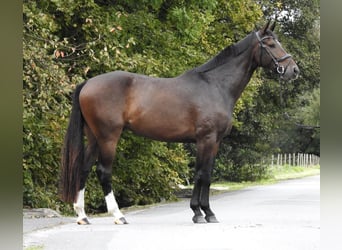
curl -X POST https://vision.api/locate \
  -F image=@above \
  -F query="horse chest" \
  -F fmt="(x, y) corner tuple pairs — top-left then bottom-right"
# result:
(195, 110), (232, 140)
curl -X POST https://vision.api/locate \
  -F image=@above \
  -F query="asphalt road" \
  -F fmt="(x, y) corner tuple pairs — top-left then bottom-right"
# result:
(23, 175), (320, 250)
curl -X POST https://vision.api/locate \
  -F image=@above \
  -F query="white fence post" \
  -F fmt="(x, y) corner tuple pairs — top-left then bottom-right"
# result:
(272, 153), (319, 167)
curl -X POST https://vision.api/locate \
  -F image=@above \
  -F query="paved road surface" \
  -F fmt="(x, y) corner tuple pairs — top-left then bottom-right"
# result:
(24, 175), (320, 250)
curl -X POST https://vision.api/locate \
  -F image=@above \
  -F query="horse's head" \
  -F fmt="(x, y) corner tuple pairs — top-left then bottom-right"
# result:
(254, 21), (299, 81)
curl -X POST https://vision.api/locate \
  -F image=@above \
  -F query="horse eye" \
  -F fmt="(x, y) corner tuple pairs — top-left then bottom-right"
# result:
(269, 43), (276, 48)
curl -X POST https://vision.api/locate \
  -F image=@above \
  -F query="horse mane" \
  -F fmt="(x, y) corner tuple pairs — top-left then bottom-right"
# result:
(194, 32), (256, 73)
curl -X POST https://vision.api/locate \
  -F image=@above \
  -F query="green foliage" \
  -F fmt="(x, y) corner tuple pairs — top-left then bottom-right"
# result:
(23, 2), (75, 209)
(214, 145), (272, 182)
(297, 88), (320, 127)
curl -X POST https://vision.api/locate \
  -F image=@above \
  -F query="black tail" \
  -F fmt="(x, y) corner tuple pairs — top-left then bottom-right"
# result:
(59, 81), (87, 203)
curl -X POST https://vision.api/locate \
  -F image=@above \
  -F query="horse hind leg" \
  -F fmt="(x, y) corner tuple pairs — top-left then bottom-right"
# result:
(74, 125), (98, 225)
(96, 163), (127, 224)
(96, 130), (128, 225)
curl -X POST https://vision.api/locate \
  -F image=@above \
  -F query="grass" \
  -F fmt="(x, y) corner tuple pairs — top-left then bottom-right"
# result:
(210, 165), (320, 192)
(24, 246), (44, 250)
(271, 165), (320, 181)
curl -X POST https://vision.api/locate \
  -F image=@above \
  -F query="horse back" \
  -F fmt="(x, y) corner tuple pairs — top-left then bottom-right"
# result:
(78, 71), (196, 141)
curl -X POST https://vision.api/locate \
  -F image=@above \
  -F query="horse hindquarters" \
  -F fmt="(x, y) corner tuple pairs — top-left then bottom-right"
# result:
(79, 80), (128, 224)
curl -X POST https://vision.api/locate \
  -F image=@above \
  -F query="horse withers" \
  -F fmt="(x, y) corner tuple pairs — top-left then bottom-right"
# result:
(60, 21), (299, 225)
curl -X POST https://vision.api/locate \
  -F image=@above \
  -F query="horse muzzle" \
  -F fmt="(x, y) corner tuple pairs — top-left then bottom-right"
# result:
(279, 63), (300, 81)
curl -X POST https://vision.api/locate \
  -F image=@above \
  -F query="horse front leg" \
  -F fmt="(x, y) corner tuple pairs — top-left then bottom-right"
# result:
(200, 168), (219, 223)
(190, 171), (206, 223)
(190, 139), (220, 223)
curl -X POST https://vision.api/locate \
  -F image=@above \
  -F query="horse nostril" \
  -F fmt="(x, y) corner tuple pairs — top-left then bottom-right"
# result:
(293, 66), (300, 75)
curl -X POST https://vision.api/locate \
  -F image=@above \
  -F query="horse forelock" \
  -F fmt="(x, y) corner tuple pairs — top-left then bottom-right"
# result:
(263, 29), (279, 41)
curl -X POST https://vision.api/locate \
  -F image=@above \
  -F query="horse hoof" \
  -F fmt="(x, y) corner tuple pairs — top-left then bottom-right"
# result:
(205, 215), (219, 223)
(192, 215), (206, 224)
(77, 218), (90, 225)
(114, 217), (128, 225)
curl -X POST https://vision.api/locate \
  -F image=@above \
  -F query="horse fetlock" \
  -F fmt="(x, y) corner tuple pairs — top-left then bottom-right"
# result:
(73, 204), (85, 215)
(73, 201), (83, 209)
(200, 205), (212, 214)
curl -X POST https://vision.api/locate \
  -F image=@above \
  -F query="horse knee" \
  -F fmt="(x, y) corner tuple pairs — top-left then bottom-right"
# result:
(199, 171), (211, 186)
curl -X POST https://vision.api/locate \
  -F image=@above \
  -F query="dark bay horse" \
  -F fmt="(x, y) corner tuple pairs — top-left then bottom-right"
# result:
(60, 21), (299, 225)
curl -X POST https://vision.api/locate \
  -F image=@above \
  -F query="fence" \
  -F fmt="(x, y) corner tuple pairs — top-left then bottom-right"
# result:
(271, 153), (320, 167)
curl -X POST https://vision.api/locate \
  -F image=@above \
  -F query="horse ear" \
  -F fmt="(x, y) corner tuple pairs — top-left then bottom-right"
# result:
(261, 20), (271, 34)
(270, 21), (276, 31)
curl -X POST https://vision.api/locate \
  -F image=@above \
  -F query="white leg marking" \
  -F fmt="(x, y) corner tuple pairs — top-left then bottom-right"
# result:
(73, 188), (87, 221)
(105, 191), (124, 220)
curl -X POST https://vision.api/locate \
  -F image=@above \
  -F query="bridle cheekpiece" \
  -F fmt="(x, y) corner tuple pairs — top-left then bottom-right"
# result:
(255, 31), (292, 75)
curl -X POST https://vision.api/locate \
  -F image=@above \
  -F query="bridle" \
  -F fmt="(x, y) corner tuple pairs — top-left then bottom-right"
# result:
(255, 31), (292, 75)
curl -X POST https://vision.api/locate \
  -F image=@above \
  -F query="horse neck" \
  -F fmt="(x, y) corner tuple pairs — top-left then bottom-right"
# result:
(200, 45), (258, 103)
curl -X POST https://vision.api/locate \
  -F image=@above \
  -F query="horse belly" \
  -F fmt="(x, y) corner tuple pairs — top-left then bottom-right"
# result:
(126, 107), (196, 142)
